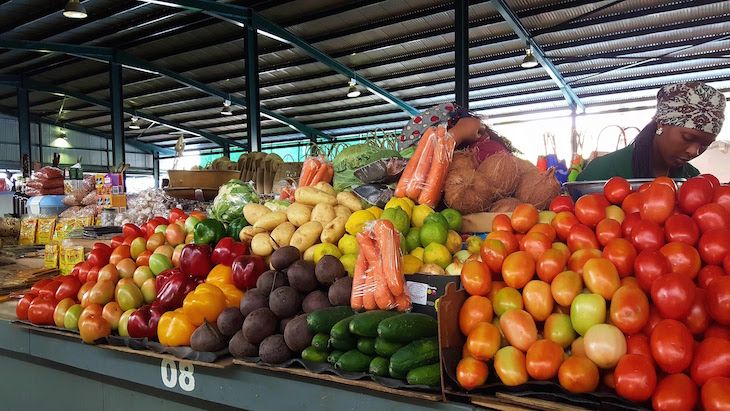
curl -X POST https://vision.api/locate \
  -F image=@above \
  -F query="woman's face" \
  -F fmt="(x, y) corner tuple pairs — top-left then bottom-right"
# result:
(656, 124), (716, 168)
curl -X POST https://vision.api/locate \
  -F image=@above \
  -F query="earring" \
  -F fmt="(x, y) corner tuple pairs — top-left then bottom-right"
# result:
(656, 128), (663, 135)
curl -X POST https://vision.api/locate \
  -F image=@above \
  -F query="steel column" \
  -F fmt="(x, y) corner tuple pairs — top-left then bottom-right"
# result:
(17, 86), (32, 166)
(245, 17), (261, 153)
(109, 62), (125, 165)
(454, 0), (469, 109)
(153, 152), (160, 188)
(223, 144), (230, 158)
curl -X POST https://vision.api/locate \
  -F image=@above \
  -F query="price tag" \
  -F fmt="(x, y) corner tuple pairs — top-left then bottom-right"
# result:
(161, 359), (196, 392)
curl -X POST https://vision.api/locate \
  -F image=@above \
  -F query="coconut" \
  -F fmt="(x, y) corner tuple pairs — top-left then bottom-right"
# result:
(489, 197), (522, 213)
(477, 152), (520, 198)
(514, 168), (561, 210)
(515, 158), (539, 176)
(450, 149), (478, 172)
(444, 168), (496, 214)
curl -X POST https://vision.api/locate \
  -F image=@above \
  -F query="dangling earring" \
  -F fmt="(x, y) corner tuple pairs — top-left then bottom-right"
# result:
(656, 128), (663, 135)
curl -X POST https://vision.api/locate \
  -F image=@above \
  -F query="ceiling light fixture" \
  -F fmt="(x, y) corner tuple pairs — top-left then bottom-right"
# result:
(221, 100), (233, 116)
(521, 44), (539, 69)
(60, 127), (67, 139)
(63, 0), (87, 19)
(129, 116), (141, 130)
(347, 78), (361, 98)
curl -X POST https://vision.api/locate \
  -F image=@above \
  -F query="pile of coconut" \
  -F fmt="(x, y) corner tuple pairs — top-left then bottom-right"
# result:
(444, 150), (560, 214)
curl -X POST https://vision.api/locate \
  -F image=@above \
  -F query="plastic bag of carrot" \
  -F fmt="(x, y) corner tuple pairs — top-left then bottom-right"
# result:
(351, 219), (412, 312)
(298, 155), (334, 187)
(394, 124), (455, 208)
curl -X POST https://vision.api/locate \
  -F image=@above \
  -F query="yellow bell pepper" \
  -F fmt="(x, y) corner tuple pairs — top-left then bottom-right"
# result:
(157, 311), (197, 347)
(182, 283), (226, 326)
(218, 283), (245, 308)
(206, 264), (233, 288)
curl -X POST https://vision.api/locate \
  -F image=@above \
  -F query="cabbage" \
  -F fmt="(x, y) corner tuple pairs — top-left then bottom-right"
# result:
(210, 179), (259, 224)
(332, 144), (401, 192)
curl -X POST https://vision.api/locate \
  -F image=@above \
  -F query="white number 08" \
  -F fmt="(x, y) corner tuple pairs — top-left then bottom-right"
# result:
(161, 359), (195, 392)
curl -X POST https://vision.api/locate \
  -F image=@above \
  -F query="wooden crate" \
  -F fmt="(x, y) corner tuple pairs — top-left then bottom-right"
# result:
(167, 170), (240, 189)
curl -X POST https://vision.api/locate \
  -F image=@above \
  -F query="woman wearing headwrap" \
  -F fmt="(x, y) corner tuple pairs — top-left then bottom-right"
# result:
(577, 82), (726, 181)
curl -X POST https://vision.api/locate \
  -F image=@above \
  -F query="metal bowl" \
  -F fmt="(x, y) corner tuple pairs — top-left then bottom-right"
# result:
(563, 178), (686, 202)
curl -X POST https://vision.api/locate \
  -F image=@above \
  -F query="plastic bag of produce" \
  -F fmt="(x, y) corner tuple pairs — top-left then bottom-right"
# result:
(352, 185), (394, 209)
(355, 157), (408, 185)
(264, 200), (290, 212)
(395, 125), (455, 208)
(210, 179), (259, 224)
(351, 219), (411, 312)
(32, 166), (63, 180)
(299, 155), (333, 187)
(332, 144), (400, 192)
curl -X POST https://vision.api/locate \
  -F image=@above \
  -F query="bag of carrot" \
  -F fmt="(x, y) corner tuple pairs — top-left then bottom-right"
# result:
(394, 124), (455, 208)
(298, 155), (334, 187)
(351, 219), (412, 312)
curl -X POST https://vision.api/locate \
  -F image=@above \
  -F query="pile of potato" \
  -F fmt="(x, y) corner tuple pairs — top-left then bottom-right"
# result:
(240, 182), (363, 261)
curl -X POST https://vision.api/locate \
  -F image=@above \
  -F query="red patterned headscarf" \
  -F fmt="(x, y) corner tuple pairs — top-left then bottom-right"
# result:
(654, 82), (726, 135)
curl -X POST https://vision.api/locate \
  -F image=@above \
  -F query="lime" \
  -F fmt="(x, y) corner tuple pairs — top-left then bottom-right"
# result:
(423, 243), (452, 269)
(313, 243), (342, 263)
(441, 208), (463, 232)
(338, 234), (359, 255)
(400, 232), (407, 254)
(410, 247), (425, 261)
(405, 227), (421, 253)
(381, 206), (410, 235)
(411, 204), (434, 228)
(403, 255), (422, 275)
(424, 213), (449, 231)
(445, 230), (463, 255)
(385, 197), (414, 220)
(420, 221), (448, 248)
(340, 253), (358, 277)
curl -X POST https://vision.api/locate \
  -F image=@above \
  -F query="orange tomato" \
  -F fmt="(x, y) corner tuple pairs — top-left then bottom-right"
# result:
(146, 232), (166, 251)
(582, 257), (620, 300)
(456, 357), (489, 390)
(511, 204), (539, 233)
(621, 276), (641, 289)
(492, 287), (523, 317)
(122, 236), (135, 247)
(109, 245), (131, 266)
(527, 223), (557, 242)
(494, 346), (529, 386)
(622, 192), (644, 215)
(460, 295), (494, 336)
(492, 214), (513, 233)
(544, 313), (578, 349)
(571, 337), (586, 357)
(135, 250), (152, 267)
(552, 211), (580, 241)
(610, 285), (650, 335)
(522, 280), (554, 322)
(602, 238), (637, 278)
(97, 264), (119, 283)
(466, 322), (502, 361)
(526, 339), (565, 380)
(501, 251), (535, 289)
(536, 248), (567, 283)
(567, 223), (600, 252)
(461, 261), (491, 296)
(575, 194), (608, 229)
(486, 281), (507, 302)
(552, 242), (571, 262)
(558, 356), (600, 393)
(480, 239), (508, 275)
(551, 270), (583, 307)
(189, 211), (207, 221)
(500, 309), (537, 352)
(462, 344), (472, 359)
(520, 232), (552, 261)
(568, 248), (602, 275)
(596, 218), (622, 247)
(486, 231), (519, 255)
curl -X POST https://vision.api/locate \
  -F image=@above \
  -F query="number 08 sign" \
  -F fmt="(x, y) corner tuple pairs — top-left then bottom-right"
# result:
(161, 359), (195, 392)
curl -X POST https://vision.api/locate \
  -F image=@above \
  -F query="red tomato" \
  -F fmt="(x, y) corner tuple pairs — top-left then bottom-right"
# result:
(604, 177), (632, 205)
(511, 203), (539, 233)
(122, 223), (143, 239)
(27, 295), (58, 325)
(519, 232), (552, 261)
(659, 242), (702, 280)
(152, 216), (169, 226)
(622, 192), (643, 214)
(567, 223), (599, 252)
(526, 339), (565, 380)
(643, 305), (665, 336)
(15, 293), (35, 321)
(491, 214), (513, 233)
(640, 183), (676, 225)
(702, 377), (730, 411)
(460, 261), (491, 297)
(549, 195), (574, 213)
(466, 322), (501, 361)
(501, 251), (535, 289)
(575, 194), (607, 229)
(652, 373), (699, 411)
(122, 236), (135, 247)
(480, 239), (508, 275)
(682, 288), (711, 335)
(38, 280), (62, 299)
(527, 223), (556, 242)
(651, 272), (696, 320)
(630, 220), (665, 253)
(626, 333), (655, 367)
(707, 276), (730, 325)
(594, 218), (620, 247)
(558, 356), (600, 393)
(621, 212), (642, 238)
(522, 280), (553, 322)
(699, 265), (726, 289)
(55, 276), (81, 301)
(651, 319), (694, 373)
(500, 309), (538, 352)
(701, 173), (721, 189)
(706, 324), (730, 340)
(494, 346), (529, 386)
(551, 211), (580, 241)
(635, 248), (670, 293)
(168, 208), (186, 223)
(536, 248), (567, 284)
(691, 337), (730, 386)
(699, 228), (730, 266)
(726, 254), (730, 275)
(602, 238), (637, 278)
(714, 186), (730, 214)
(456, 357), (489, 390)
(486, 231), (519, 255)
(459, 295), (494, 336)
(110, 235), (125, 249)
(610, 285), (649, 335)
(678, 176), (714, 214)
(664, 214), (700, 246)
(694, 203), (730, 233)
(653, 176), (677, 192)
(87, 247), (111, 268)
(614, 354), (657, 402)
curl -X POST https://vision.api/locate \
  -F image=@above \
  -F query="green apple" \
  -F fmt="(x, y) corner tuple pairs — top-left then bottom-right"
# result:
(538, 210), (557, 224)
(63, 304), (84, 330)
(141, 278), (157, 303)
(185, 216), (200, 233)
(544, 313), (577, 349)
(570, 293), (606, 336)
(118, 309), (135, 338)
(116, 283), (144, 311)
(53, 298), (76, 328)
(130, 237), (147, 260)
(155, 224), (168, 234)
(148, 253), (173, 276)
(133, 266), (154, 288)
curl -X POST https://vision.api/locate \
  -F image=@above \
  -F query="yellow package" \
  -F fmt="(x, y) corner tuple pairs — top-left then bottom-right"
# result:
(44, 244), (59, 269)
(19, 218), (37, 245)
(36, 217), (57, 245)
(62, 245), (84, 275)
(79, 216), (94, 227)
(53, 219), (74, 242)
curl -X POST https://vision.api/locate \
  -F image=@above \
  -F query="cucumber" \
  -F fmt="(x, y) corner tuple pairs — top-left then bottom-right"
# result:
(407, 363), (441, 387)
(301, 346), (328, 363)
(311, 333), (330, 351)
(329, 336), (357, 351)
(330, 315), (356, 341)
(307, 306), (355, 334)
(328, 350), (344, 365)
(348, 310), (400, 337)
(369, 356), (390, 377)
(335, 350), (372, 372)
(374, 337), (404, 357)
(357, 337), (376, 356)
(389, 337), (440, 380)
(377, 313), (438, 343)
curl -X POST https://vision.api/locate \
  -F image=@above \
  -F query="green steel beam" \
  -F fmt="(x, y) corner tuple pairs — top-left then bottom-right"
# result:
(110, 62), (126, 165)
(153, 152), (160, 188)
(454, 0), (469, 109)
(17, 85), (32, 165)
(244, 13), (262, 152)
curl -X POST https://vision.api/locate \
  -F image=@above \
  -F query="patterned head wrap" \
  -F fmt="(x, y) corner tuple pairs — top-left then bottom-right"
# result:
(654, 82), (726, 135)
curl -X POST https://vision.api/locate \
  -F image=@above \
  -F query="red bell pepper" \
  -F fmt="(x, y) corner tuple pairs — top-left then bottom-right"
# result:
(31, 279), (53, 295)
(156, 270), (201, 310)
(27, 295), (58, 325)
(87, 247), (111, 268)
(127, 304), (166, 340)
(169, 208), (186, 224)
(180, 244), (212, 277)
(55, 276), (82, 301)
(211, 237), (249, 267)
(122, 223), (143, 238)
(231, 255), (266, 290)
(39, 280), (62, 299)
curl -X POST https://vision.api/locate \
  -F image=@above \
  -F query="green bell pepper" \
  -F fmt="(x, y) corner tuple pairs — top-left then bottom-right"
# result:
(193, 219), (226, 245)
(226, 217), (249, 240)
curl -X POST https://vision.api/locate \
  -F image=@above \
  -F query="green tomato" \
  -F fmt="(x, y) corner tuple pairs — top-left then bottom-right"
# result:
(155, 224), (168, 234)
(63, 304), (83, 330)
(148, 253), (173, 276)
(118, 309), (136, 338)
(184, 216), (200, 233)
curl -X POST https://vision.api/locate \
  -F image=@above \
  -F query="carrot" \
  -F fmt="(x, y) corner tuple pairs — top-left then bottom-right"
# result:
(358, 230), (394, 310)
(406, 132), (435, 200)
(325, 163), (334, 183)
(418, 127), (453, 207)
(351, 250), (367, 310)
(374, 220), (405, 296)
(299, 158), (319, 186)
(310, 162), (329, 185)
(396, 127), (436, 197)
(395, 293), (411, 312)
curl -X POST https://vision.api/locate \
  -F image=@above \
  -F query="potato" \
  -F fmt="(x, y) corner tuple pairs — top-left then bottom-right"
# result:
(243, 203), (271, 224)
(303, 244), (317, 262)
(254, 211), (288, 231)
(270, 222), (296, 248)
(295, 186), (337, 207)
(251, 232), (274, 256)
(336, 191), (363, 212)
(334, 205), (353, 220)
(239, 226), (266, 245)
(286, 202), (312, 227)
(321, 216), (347, 244)
(290, 221), (323, 252)
(314, 182), (335, 197)
(311, 204), (336, 225)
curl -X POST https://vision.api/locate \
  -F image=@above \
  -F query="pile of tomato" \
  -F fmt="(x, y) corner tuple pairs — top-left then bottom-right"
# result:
(456, 175), (730, 410)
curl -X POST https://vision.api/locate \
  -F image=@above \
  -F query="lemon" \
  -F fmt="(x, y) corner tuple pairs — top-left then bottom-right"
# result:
(420, 221), (448, 248)
(381, 206), (410, 235)
(338, 234), (359, 255)
(445, 230), (463, 255)
(346, 210), (376, 235)
(410, 246), (425, 261)
(405, 227), (421, 253)
(423, 243), (452, 269)
(441, 208), (463, 232)
(385, 197), (413, 219)
(367, 206), (383, 219)
(465, 236), (484, 255)
(401, 197), (416, 210)
(313, 243), (342, 263)
(411, 204), (435, 228)
(403, 255), (422, 275)
(340, 253), (358, 277)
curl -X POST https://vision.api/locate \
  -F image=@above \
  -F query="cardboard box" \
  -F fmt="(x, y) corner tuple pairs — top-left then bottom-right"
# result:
(405, 273), (461, 318)
(99, 194), (126, 208)
(460, 212), (512, 234)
